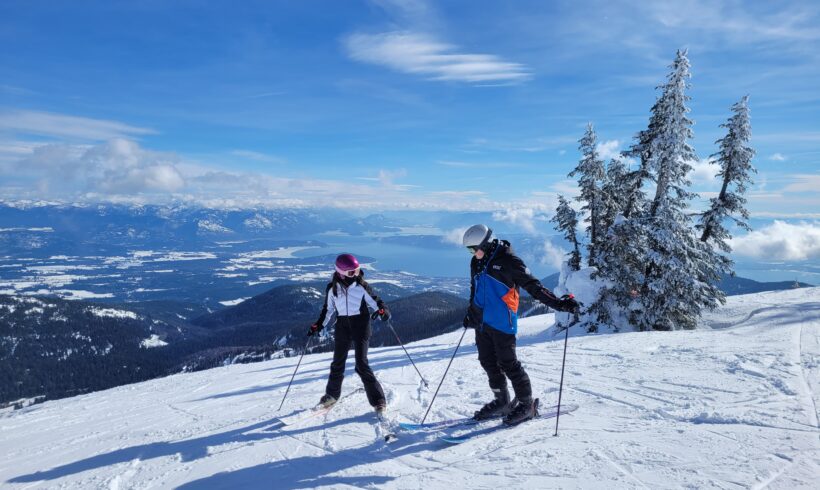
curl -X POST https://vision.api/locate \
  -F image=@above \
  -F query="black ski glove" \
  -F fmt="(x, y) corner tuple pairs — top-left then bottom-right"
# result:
(556, 294), (580, 313)
(307, 323), (322, 336)
(463, 313), (475, 329)
(370, 307), (391, 322)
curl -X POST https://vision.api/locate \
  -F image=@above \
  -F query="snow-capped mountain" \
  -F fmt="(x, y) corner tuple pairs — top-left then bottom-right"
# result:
(2, 288), (818, 488)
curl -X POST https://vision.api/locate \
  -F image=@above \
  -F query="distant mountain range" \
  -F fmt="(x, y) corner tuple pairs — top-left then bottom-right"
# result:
(0, 201), (402, 255)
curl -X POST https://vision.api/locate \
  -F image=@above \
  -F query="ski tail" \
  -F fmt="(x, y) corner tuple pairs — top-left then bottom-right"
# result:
(439, 403), (579, 444)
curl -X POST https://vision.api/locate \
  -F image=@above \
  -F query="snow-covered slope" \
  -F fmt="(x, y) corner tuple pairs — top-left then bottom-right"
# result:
(2, 288), (819, 489)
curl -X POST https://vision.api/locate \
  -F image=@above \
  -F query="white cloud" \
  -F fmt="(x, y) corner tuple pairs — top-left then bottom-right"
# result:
(730, 221), (820, 261)
(541, 240), (568, 270)
(0, 110), (156, 141)
(770, 153), (788, 161)
(344, 31), (531, 83)
(16, 139), (185, 195)
(442, 227), (469, 246)
(551, 180), (580, 198)
(689, 158), (719, 185)
(596, 140), (621, 161)
(492, 206), (550, 234)
(1, 139), (511, 210)
(377, 168), (407, 187)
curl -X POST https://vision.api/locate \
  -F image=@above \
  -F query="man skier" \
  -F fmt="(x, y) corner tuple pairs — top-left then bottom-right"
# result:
(462, 224), (579, 425)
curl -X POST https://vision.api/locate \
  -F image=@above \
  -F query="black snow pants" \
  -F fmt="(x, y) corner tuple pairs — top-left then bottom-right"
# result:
(475, 324), (532, 401)
(325, 318), (385, 407)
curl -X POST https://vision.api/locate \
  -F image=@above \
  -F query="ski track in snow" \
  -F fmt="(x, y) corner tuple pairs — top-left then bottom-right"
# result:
(1, 288), (820, 488)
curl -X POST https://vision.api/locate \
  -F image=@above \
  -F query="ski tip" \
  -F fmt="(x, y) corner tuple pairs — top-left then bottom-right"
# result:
(438, 435), (464, 444)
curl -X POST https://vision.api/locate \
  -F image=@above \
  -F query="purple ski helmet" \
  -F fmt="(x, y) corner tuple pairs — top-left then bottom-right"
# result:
(334, 253), (360, 277)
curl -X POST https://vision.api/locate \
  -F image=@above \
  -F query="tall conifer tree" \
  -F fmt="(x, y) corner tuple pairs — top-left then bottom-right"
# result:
(569, 123), (607, 266)
(552, 195), (582, 271)
(698, 95), (756, 253)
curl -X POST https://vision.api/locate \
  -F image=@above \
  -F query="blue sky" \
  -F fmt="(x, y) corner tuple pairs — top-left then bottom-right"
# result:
(1, 0), (819, 223)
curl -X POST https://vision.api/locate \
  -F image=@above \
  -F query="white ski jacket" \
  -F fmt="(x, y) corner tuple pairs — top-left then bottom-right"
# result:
(315, 275), (385, 328)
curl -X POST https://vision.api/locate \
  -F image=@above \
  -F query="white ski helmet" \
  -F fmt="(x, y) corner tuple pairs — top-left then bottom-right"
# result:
(462, 224), (493, 252)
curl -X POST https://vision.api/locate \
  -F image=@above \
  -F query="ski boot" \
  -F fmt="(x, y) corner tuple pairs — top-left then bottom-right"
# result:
(503, 397), (539, 426)
(318, 394), (337, 409)
(473, 387), (511, 420)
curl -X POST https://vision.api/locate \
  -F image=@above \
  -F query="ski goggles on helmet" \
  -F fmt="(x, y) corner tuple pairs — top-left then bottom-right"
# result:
(336, 267), (360, 277)
(466, 245), (480, 255)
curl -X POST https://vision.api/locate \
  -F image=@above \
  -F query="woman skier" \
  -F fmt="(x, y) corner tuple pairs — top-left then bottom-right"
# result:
(462, 224), (580, 426)
(308, 253), (390, 412)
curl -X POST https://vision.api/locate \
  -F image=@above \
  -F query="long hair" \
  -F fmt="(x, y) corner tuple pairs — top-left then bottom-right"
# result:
(331, 269), (366, 296)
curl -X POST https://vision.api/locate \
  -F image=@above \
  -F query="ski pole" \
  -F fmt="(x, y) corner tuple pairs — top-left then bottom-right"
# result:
(386, 319), (429, 388)
(554, 308), (579, 436)
(421, 327), (467, 424)
(277, 335), (312, 411)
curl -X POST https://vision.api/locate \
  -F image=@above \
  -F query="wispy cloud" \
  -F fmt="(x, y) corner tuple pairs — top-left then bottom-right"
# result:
(344, 31), (531, 83)
(230, 150), (286, 164)
(357, 169), (418, 191)
(769, 153), (788, 161)
(645, 0), (820, 43)
(464, 135), (578, 153)
(430, 190), (485, 198)
(754, 131), (820, 143)
(437, 160), (522, 168)
(783, 174), (820, 193)
(0, 110), (156, 141)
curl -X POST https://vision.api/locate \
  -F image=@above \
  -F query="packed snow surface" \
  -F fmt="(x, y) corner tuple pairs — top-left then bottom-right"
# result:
(2, 288), (819, 488)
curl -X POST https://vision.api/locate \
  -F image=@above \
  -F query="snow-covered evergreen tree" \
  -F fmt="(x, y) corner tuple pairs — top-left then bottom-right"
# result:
(635, 49), (725, 331)
(551, 195), (582, 271)
(589, 215), (647, 332)
(599, 158), (629, 238)
(698, 95), (756, 253)
(569, 123), (606, 266)
(620, 128), (652, 219)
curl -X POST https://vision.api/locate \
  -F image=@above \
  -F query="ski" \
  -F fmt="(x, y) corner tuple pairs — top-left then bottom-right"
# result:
(274, 387), (365, 428)
(438, 402), (579, 444)
(398, 414), (501, 433)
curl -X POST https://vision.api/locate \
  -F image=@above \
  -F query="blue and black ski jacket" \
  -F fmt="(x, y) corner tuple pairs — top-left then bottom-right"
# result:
(467, 240), (562, 335)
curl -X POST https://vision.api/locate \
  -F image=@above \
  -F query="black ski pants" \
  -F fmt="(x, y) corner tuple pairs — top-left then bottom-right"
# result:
(325, 319), (385, 407)
(475, 325), (532, 402)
